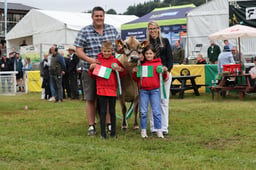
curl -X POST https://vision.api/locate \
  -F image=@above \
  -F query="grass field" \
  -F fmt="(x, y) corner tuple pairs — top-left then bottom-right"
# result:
(0, 92), (256, 169)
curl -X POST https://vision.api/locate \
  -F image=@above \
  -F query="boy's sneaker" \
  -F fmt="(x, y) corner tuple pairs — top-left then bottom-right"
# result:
(157, 131), (164, 138)
(141, 131), (148, 138)
(88, 125), (96, 136)
(107, 124), (111, 135)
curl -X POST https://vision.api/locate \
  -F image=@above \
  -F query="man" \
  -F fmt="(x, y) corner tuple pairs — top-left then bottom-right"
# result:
(173, 40), (185, 64)
(218, 45), (235, 73)
(74, 6), (119, 136)
(49, 45), (66, 103)
(224, 40), (233, 51)
(67, 45), (79, 99)
(207, 40), (221, 64)
(62, 52), (71, 99)
(231, 46), (241, 64)
(0, 53), (12, 92)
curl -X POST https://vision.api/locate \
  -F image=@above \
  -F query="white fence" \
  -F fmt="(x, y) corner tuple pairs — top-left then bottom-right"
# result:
(0, 71), (18, 95)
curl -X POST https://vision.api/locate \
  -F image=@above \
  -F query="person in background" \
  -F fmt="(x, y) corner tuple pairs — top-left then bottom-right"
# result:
(218, 45), (235, 73)
(231, 46), (245, 64)
(62, 52), (71, 99)
(41, 54), (51, 100)
(224, 40), (233, 51)
(196, 54), (207, 64)
(249, 57), (256, 80)
(74, 6), (119, 136)
(23, 57), (32, 71)
(40, 55), (46, 99)
(67, 45), (80, 100)
(47, 48), (56, 102)
(132, 44), (168, 139)
(49, 45), (66, 103)
(14, 53), (24, 92)
(173, 40), (185, 64)
(22, 57), (32, 92)
(146, 20), (173, 136)
(0, 53), (12, 92)
(207, 40), (221, 64)
(89, 41), (126, 139)
(20, 40), (27, 47)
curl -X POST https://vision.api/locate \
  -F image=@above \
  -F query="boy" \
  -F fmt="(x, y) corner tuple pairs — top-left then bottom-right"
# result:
(89, 41), (126, 139)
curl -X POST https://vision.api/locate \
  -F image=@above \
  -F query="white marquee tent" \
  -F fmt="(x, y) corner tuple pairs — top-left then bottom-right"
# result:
(186, 0), (256, 60)
(6, 9), (138, 51)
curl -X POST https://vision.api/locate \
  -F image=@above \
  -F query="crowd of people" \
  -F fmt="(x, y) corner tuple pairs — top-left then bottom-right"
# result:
(0, 48), (32, 93)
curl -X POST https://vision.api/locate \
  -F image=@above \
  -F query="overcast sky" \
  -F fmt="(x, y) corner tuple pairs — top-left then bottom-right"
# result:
(7, 0), (152, 13)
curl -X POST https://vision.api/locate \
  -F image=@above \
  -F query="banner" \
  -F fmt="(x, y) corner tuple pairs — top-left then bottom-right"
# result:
(229, 1), (256, 27)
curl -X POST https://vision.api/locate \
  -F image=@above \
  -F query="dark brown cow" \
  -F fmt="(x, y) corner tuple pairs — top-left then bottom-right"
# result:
(115, 36), (148, 129)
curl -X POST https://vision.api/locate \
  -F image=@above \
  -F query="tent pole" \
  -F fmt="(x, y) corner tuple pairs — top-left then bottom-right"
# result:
(238, 37), (242, 71)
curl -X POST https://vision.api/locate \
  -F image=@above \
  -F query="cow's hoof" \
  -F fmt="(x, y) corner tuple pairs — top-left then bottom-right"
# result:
(121, 126), (128, 131)
(133, 125), (139, 130)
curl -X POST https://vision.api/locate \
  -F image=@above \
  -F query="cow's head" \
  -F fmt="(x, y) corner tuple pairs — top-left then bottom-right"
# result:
(116, 36), (148, 64)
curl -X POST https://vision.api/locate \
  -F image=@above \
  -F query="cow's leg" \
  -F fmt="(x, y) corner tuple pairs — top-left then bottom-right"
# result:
(133, 95), (139, 130)
(119, 97), (128, 130)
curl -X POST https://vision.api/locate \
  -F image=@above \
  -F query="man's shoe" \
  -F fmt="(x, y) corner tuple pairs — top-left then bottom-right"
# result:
(151, 131), (157, 135)
(157, 131), (164, 138)
(88, 125), (96, 136)
(48, 97), (55, 102)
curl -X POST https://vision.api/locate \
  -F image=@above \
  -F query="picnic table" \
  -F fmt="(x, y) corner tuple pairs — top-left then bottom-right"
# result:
(170, 75), (206, 99)
(209, 73), (255, 100)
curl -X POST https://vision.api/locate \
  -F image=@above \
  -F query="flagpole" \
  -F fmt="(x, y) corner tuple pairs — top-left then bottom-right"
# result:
(4, 0), (7, 39)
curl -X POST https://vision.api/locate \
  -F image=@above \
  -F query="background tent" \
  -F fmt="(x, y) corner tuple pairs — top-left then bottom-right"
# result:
(121, 4), (195, 46)
(6, 9), (138, 52)
(187, 0), (256, 60)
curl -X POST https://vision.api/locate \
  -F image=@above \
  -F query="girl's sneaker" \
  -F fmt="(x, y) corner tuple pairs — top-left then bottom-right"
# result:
(141, 131), (148, 138)
(157, 131), (164, 138)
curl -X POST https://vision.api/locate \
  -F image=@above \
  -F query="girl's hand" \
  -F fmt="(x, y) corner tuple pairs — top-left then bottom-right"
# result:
(164, 71), (169, 82)
(132, 66), (138, 73)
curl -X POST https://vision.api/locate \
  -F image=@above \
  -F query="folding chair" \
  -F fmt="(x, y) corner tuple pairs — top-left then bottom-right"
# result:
(192, 44), (203, 55)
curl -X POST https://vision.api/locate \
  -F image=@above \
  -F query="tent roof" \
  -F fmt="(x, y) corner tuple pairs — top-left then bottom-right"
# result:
(6, 9), (138, 40)
(121, 4), (195, 30)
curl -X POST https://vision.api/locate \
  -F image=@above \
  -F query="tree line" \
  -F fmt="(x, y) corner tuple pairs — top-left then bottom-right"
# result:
(106, 0), (211, 16)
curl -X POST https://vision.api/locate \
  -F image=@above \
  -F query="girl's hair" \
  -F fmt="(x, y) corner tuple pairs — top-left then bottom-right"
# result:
(147, 20), (163, 47)
(26, 57), (31, 63)
(142, 44), (156, 59)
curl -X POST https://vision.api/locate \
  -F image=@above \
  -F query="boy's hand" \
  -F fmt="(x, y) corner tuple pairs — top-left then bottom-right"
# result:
(112, 63), (124, 72)
(163, 66), (168, 72)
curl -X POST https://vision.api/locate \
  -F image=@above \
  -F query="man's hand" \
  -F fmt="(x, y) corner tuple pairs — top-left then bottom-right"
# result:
(89, 63), (96, 70)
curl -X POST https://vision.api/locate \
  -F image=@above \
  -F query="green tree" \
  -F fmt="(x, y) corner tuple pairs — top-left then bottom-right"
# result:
(106, 9), (117, 14)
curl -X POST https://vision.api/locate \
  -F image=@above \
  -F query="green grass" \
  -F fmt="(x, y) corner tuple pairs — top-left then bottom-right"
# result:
(1, 92), (256, 169)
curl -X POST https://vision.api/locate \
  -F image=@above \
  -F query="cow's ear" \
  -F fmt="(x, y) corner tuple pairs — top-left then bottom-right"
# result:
(140, 40), (149, 49)
(115, 40), (124, 54)
(115, 40), (124, 48)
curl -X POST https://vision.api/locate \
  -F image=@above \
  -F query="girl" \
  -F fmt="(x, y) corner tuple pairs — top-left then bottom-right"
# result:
(132, 44), (168, 138)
